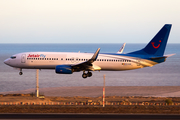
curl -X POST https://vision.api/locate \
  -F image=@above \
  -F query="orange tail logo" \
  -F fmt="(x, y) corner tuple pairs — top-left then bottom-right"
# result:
(151, 40), (161, 49)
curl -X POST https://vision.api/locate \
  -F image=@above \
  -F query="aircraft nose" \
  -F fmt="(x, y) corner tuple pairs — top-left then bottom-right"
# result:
(4, 58), (10, 65)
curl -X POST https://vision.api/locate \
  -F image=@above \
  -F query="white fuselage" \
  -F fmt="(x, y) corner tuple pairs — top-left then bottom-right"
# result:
(4, 52), (157, 71)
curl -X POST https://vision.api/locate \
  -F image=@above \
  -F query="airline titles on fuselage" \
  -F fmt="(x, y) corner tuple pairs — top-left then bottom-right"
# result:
(28, 54), (46, 58)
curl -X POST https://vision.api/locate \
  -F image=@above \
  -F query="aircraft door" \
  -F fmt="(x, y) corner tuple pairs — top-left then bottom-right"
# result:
(136, 59), (141, 66)
(21, 54), (26, 63)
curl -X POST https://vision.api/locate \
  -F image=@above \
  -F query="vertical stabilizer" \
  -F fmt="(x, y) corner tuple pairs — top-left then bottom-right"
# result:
(129, 24), (172, 56)
(117, 43), (126, 53)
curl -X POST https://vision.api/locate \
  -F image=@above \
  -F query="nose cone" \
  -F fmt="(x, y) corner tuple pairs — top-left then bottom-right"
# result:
(4, 58), (10, 65)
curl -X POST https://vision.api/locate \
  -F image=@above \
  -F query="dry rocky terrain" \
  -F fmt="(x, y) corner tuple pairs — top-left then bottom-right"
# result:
(0, 94), (180, 113)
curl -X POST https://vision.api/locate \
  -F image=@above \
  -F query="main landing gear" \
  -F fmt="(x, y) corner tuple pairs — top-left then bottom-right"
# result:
(19, 69), (23, 75)
(82, 71), (92, 79)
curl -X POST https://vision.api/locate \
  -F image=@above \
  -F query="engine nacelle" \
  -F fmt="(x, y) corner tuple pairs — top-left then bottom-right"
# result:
(55, 65), (73, 74)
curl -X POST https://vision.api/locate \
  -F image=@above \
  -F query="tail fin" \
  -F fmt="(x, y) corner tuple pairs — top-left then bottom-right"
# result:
(117, 43), (126, 54)
(129, 24), (172, 56)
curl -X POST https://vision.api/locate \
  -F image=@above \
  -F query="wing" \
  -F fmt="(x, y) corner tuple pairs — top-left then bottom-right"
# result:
(71, 48), (101, 72)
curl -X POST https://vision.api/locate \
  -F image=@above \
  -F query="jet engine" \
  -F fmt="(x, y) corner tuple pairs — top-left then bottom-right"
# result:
(55, 65), (73, 74)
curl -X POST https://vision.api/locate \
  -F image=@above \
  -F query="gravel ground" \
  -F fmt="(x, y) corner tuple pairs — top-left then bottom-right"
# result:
(0, 106), (180, 114)
(1, 86), (180, 114)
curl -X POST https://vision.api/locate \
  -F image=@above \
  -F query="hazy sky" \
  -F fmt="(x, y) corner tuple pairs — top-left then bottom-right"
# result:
(0, 0), (180, 43)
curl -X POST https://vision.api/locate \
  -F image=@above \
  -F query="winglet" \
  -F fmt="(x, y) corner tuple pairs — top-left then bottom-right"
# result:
(91, 48), (100, 62)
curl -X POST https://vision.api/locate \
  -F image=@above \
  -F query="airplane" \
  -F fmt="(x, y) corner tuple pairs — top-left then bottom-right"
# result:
(117, 43), (126, 54)
(4, 24), (174, 78)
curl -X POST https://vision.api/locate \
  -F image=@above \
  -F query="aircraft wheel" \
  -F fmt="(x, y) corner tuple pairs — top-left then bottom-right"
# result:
(82, 73), (87, 78)
(19, 72), (23, 75)
(87, 72), (92, 77)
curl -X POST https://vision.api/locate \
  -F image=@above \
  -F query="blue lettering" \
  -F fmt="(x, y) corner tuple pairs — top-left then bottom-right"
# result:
(40, 54), (46, 58)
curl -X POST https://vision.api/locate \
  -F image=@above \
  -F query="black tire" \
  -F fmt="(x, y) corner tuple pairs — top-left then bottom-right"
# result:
(82, 73), (87, 78)
(19, 72), (23, 75)
(87, 72), (92, 77)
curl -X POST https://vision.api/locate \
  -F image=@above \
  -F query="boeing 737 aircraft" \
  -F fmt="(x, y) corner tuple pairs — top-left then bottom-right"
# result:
(4, 24), (174, 78)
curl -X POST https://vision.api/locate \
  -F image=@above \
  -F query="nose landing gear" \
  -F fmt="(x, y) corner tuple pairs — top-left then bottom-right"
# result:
(82, 71), (92, 78)
(19, 72), (23, 75)
(19, 69), (23, 75)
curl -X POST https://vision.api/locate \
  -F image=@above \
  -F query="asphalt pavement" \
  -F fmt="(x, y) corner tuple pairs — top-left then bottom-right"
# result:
(0, 114), (180, 120)
(1, 86), (180, 97)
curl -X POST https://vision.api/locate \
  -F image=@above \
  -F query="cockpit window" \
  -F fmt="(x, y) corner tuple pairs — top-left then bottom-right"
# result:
(10, 56), (16, 59)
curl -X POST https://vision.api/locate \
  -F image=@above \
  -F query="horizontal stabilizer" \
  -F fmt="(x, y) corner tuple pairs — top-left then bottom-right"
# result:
(164, 53), (176, 58)
(150, 54), (175, 60)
